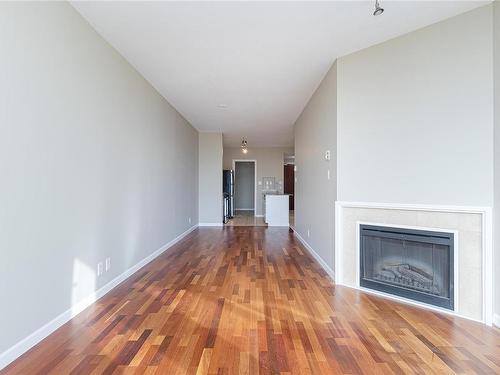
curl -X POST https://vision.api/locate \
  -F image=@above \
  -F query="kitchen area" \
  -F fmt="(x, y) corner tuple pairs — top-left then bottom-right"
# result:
(222, 146), (294, 227)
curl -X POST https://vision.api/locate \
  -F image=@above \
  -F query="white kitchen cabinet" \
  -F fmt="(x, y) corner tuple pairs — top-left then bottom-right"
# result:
(264, 194), (289, 226)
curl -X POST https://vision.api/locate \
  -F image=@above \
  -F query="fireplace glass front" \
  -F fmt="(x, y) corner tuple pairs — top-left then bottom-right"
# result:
(360, 225), (454, 310)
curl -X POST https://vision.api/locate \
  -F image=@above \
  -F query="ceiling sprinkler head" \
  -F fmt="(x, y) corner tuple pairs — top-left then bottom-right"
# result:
(373, 0), (384, 16)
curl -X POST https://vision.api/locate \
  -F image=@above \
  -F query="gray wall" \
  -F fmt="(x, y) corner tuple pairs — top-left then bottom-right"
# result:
(294, 62), (337, 271)
(494, 1), (500, 324)
(234, 162), (255, 210)
(337, 5), (494, 207)
(223, 147), (293, 216)
(0, 2), (198, 356)
(199, 133), (223, 224)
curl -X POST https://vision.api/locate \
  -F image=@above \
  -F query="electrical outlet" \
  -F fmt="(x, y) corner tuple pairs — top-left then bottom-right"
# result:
(97, 262), (103, 276)
(105, 257), (111, 272)
(325, 150), (331, 161)
(188, 217), (191, 224)
(307, 229), (310, 238)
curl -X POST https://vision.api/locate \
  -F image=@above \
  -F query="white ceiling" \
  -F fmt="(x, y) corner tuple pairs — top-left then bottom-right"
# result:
(72, 1), (487, 147)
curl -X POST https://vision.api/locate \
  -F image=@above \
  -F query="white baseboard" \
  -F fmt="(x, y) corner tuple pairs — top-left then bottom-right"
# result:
(255, 214), (264, 218)
(292, 230), (335, 280)
(494, 314), (500, 328)
(0, 224), (198, 371)
(234, 208), (254, 211)
(198, 222), (223, 227)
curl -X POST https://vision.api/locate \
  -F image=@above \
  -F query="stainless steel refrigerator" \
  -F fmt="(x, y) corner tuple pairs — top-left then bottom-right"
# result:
(223, 170), (234, 222)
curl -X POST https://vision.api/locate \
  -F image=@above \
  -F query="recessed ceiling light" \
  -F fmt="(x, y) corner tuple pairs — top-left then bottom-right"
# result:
(217, 104), (228, 109)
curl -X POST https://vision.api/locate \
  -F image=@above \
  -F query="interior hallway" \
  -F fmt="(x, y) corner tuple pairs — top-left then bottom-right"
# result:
(3, 227), (499, 374)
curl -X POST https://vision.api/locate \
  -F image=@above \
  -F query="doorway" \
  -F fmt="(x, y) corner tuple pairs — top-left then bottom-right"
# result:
(284, 164), (294, 210)
(227, 160), (264, 226)
(284, 152), (295, 228)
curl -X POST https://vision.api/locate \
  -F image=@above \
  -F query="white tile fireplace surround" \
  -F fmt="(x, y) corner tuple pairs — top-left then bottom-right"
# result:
(335, 202), (493, 325)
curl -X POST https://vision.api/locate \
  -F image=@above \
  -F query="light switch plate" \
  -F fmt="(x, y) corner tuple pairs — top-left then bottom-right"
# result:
(97, 262), (103, 276)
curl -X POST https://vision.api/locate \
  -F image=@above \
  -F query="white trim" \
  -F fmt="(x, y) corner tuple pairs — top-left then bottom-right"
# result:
(232, 159), (257, 212)
(493, 314), (500, 328)
(355, 221), (459, 314)
(482, 208), (493, 325)
(0, 224), (198, 371)
(336, 200), (491, 214)
(335, 201), (493, 326)
(255, 214), (264, 218)
(293, 230), (335, 280)
(234, 208), (255, 211)
(198, 222), (223, 227)
(334, 202), (342, 284)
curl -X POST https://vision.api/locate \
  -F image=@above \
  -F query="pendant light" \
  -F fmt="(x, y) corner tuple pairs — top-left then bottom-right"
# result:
(373, 0), (384, 16)
(241, 139), (248, 154)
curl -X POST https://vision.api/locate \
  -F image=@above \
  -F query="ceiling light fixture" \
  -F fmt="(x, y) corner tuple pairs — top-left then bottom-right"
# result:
(373, 0), (384, 16)
(241, 139), (248, 154)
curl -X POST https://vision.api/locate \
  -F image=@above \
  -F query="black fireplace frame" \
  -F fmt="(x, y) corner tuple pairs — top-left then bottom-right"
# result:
(359, 224), (455, 310)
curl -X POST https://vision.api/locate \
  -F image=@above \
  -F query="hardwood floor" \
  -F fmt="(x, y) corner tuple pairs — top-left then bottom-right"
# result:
(225, 210), (266, 226)
(3, 227), (500, 374)
(225, 210), (294, 227)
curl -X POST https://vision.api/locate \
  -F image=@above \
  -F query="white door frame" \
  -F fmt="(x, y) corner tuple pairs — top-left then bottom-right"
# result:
(232, 159), (257, 212)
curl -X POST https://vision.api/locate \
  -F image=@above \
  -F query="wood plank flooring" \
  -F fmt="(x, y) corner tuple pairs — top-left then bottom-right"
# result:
(225, 210), (266, 226)
(2, 227), (500, 374)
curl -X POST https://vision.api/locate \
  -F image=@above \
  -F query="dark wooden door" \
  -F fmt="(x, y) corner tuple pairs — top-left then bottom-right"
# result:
(283, 164), (294, 210)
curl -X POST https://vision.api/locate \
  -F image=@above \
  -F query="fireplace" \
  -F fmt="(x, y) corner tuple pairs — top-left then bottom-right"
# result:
(359, 224), (454, 310)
